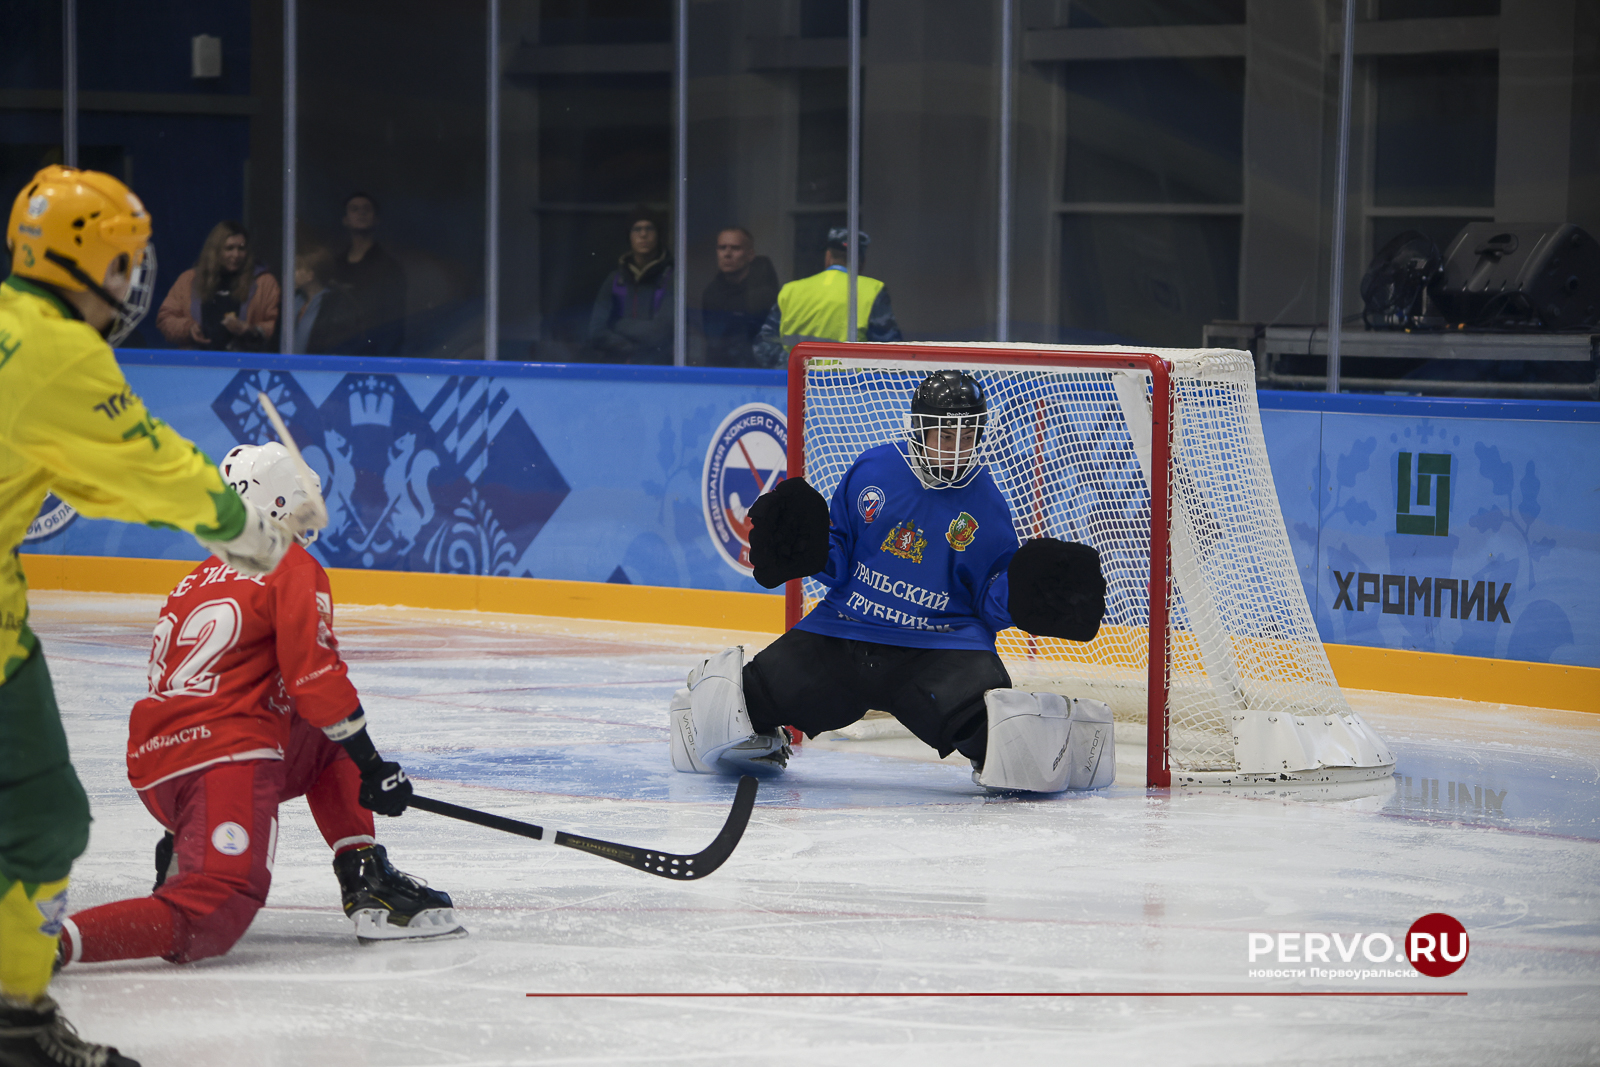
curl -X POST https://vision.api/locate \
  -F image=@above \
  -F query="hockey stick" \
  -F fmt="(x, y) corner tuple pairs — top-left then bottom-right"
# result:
(407, 776), (758, 881)
(256, 391), (331, 530)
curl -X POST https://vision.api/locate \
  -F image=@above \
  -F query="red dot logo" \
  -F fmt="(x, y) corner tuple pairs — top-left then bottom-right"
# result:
(1406, 912), (1469, 977)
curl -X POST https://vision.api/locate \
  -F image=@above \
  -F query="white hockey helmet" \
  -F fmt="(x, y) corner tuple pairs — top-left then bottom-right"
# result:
(219, 442), (321, 545)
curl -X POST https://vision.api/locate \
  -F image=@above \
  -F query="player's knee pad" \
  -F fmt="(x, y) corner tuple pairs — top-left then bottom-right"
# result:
(972, 690), (1115, 793)
(669, 647), (789, 774)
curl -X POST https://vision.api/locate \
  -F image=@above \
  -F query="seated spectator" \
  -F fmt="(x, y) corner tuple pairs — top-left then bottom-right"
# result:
(292, 244), (361, 355)
(332, 192), (407, 355)
(156, 221), (279, 350)
(700, 227), (780, 368)
(586, 208), (674, 364)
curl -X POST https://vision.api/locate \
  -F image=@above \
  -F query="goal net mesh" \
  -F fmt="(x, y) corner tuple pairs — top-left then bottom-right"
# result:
(796, 345), (1351, 774)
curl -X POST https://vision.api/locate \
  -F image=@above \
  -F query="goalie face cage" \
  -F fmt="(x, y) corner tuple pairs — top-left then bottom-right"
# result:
(784, 342), (1395, 789)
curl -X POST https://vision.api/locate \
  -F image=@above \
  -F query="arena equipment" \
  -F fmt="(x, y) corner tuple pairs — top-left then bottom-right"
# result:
(747, 477), (831, 589)
(1360, 230), (1443, 330)
(904, 369), (990, 489)
(973, 690), (1114, 792)
(1007, 537), (1106, 643)
(219, 442), (323, 546)
(7, 165), (154, 346)
(333, 844), (464, 945)
(407, 776), (759, 881)
(256, 391), (331, 536)
(1435, 222), (1600, 329)
(786, 341), (1395, 788)
(670, 646), (790, 773)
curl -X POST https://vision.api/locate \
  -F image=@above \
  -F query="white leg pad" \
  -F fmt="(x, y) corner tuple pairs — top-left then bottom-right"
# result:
(670, 647), (786, 773)
(1063, 696), (1115, 790)
(974, 690), (1115, 793)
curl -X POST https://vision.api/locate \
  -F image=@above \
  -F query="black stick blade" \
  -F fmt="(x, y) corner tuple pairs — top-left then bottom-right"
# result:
(554, 776), (758, 880)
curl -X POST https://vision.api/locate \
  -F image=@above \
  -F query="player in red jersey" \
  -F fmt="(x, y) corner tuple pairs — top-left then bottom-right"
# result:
(57, 442), (462, 967)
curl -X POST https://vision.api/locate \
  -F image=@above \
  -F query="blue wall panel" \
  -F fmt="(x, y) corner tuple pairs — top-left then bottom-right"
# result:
(22, 354), (1600, 669)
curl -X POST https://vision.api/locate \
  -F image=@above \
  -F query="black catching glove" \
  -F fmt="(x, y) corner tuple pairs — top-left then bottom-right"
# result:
(336, 727), (412, 817)
(747, 477), (830, 589)
(1007, 538), (1106, 643)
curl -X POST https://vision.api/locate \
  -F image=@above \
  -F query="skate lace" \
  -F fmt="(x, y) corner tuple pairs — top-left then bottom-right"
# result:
(37, 1012), (116, 1067)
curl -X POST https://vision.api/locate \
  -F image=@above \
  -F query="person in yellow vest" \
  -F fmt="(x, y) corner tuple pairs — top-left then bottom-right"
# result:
(753, 228), (902, 367)
(0, 166), (312, 1067)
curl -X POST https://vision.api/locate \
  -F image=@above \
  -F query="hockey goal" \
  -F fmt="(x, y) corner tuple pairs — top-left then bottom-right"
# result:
(785, 341), (1394, 788)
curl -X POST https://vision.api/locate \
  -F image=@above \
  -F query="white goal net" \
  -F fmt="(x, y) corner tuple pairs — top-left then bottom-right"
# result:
(790, 342), (1394, 787)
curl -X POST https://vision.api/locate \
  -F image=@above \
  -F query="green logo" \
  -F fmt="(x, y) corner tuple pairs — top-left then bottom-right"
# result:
(1397, 451), (1450, 536)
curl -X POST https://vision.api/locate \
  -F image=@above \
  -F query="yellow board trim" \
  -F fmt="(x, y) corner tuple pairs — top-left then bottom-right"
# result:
(20, 554), (1596, 713)
(1324, 642), (1599, 715)
(19, 553), (786, 633)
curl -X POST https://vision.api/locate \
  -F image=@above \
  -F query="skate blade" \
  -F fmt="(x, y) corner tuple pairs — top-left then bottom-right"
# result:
(353, 907), (468, 946)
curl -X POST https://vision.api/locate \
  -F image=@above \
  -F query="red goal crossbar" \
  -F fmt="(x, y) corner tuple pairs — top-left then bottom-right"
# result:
(784, 342), (1175, 789)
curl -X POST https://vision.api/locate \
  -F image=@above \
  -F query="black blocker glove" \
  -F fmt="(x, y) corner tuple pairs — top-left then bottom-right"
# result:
(1007, 538), (1107, 643)
(336, 726), (413, 817)
(747, 477), (831, 589)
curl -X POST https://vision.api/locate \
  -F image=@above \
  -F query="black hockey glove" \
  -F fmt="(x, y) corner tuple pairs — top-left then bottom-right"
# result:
(1007, 538), (1106, 643)
(336, 727), (413, 817)
(747, 477), (831, 589)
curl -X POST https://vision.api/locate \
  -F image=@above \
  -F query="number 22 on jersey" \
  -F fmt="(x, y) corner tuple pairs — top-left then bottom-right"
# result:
(148, 598), (243, 699)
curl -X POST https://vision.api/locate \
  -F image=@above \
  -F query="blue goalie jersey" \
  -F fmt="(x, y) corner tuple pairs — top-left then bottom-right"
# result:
(794, 442), (1019, 651)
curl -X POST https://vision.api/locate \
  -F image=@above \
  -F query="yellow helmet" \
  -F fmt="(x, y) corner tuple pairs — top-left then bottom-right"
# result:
(7, 166), (156, 342)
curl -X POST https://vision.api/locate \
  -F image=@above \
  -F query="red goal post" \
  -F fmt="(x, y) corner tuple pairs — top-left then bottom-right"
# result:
(783, 341), (1394, 790)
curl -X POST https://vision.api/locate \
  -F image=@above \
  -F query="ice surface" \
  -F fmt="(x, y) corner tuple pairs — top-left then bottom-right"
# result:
(30, 592), (1600, 1067)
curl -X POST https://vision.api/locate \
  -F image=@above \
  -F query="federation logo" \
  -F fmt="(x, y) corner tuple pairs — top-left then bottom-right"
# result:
(881, 520), (927, 563)
(211, 822), (250, 856)
(857, 485), (885, 523)
(26, 194), (47, 218)
(24, 493), (77, 543)
(946, 511), (978, 551)
(702, 403), (788, 577)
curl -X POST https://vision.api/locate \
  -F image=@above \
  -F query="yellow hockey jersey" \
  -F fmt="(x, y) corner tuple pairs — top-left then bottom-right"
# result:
(0, 277), (245, 681)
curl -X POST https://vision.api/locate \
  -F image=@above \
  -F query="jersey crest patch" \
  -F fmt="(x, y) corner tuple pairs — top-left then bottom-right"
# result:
(881, 520), (927, 563)
(856, 485), (885, 523)
(946, 512), (979, 551)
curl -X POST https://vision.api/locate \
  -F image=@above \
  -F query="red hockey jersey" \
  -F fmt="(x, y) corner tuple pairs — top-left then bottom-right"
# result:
(126, 544), (360, 790)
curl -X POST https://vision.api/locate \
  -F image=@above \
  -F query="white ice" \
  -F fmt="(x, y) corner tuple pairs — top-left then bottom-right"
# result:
(31, 591), (1600, 1067)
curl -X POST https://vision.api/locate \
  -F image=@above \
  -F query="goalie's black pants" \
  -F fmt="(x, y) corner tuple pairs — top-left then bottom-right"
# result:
(742, 629), (1011, 761)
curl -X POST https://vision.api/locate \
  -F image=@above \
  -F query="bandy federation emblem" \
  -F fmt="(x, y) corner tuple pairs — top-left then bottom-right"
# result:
(881, 520), (927, 563)
(211, 822), (249, 856)
(703, 403), (788, 577)
(946, 511), (978, 551)
(857, 485), (885, 523)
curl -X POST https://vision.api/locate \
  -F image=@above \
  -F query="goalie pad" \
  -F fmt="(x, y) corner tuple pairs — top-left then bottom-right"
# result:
(669, 647), (790, 774)
(973, 690), (1115, 792)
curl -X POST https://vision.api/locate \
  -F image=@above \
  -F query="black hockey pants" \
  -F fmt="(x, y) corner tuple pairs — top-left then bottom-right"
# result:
(742, 628), (1010, 762)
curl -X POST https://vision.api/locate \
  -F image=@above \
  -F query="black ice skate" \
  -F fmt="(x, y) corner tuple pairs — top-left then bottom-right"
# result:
(0, 995), (140, 1067)
(332, 844), (465, 945)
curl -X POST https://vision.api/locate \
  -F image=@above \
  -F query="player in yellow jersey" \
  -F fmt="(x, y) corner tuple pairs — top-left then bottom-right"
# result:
(0, 167), (317, 1067)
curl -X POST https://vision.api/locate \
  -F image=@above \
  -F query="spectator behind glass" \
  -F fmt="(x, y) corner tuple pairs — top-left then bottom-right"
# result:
(331, 193), (407, 355)
(156, 221), (280, 350)
(700, 227), (780, 368)
(585, 208), (674, 364)
(292, 244), (362, 355)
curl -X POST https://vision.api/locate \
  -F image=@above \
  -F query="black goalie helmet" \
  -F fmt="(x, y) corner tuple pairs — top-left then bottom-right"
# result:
(903, 369), (989, 489)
